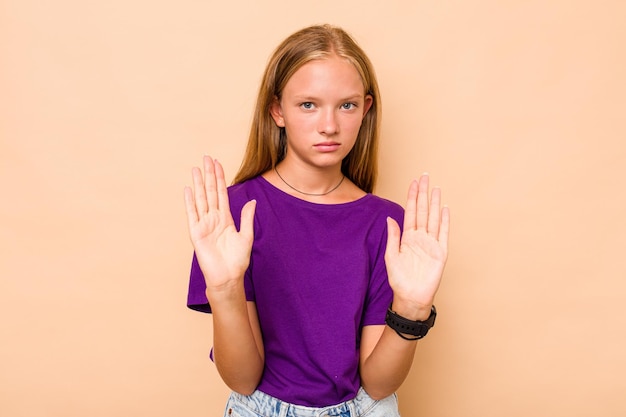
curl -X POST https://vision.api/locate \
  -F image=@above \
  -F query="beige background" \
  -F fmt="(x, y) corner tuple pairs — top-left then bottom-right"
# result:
(1, 0), (625, 416)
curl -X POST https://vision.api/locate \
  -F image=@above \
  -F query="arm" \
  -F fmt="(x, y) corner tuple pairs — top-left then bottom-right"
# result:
(184, 156), (264, 395)
(359, 174), (450, 399)
(211, 297), (264, 395)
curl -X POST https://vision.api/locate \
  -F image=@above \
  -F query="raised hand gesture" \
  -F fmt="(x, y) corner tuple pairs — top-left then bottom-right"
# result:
(184, 156), (256, 293)
(385, 174), (450, 319)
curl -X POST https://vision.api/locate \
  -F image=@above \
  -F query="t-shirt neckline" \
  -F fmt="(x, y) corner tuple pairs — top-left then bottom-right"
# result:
(254, 175), (372, 208)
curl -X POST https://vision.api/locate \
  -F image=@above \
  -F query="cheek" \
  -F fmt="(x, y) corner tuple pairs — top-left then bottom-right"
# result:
(344, 116), (365, 134)
(292, 116), (321, 134)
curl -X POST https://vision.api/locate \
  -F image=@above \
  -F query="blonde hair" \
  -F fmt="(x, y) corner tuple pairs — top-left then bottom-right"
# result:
(232, 24), (381, 193)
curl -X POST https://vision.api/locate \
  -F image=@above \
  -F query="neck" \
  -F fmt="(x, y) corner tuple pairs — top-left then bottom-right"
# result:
(274, 166), (345, 197)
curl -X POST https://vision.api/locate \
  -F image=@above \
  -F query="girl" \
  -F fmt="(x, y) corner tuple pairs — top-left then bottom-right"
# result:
(184, 24), (450, 417)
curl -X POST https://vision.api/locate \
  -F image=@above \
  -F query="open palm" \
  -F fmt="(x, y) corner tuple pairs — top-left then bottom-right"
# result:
(385, 174), (450, 313)
(184, 156), (256, 291)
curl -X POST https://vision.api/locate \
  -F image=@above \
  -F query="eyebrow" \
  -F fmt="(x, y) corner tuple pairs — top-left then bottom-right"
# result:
(292, 94), (364, 101)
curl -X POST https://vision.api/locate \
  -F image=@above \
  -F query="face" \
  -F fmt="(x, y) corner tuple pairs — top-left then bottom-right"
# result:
(270, 55), (373, 170)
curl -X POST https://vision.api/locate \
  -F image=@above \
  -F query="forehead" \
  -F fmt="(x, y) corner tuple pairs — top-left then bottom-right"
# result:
(283, 56), (365, 97)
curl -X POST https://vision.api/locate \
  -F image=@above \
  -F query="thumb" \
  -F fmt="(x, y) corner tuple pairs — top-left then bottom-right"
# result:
(385, 216), (401, 263)
(239, 199), (257, 241)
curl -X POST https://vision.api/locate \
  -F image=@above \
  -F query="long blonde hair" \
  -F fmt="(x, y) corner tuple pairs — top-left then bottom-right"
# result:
(232, 24), (381, 193)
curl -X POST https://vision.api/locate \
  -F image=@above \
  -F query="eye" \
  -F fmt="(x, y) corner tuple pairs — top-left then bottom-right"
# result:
(300, 102), (314, 110)
(341, 102), (357, 110)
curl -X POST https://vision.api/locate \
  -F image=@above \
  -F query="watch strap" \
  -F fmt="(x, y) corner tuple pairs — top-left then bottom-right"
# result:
(385, 304), (437, 340)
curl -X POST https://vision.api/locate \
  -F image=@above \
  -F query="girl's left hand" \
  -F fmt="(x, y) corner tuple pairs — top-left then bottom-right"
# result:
(385, 174), (450, 320)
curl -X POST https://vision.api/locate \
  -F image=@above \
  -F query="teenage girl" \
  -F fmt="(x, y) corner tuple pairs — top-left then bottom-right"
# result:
(184, 24), (450, 417)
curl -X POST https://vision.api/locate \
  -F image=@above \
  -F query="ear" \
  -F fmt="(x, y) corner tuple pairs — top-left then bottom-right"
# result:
(269, 96), (285, 127)
(362, 94), (374, 118)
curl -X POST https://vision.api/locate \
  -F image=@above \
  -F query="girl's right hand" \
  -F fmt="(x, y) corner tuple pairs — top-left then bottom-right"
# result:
(184, 156), (256, 294)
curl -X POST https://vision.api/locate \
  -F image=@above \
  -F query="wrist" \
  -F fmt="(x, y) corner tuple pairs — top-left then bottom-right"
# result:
(205, 280), (246, 306)
(390, 299), (433, 321)
(386, 303), (437, 341)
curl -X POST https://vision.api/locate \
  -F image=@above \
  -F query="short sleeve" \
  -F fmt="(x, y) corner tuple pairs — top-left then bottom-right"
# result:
(361, 205), (404, 326)
(187, 182), (259, 312)
(186, 253), (256, 313)
(186, 253), (211, 313)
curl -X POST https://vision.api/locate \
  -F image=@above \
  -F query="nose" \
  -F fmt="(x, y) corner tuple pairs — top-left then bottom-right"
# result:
(318, 108), (339, 135)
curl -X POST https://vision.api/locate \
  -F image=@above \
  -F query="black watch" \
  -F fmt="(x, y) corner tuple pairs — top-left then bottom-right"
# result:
(385, 304), (437, 340)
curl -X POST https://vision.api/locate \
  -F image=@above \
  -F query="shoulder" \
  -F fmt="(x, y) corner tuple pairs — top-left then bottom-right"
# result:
(224, 177), (263, 218)
(362, 194), (404, 221)
(228, 176), (264, 202)
(337, 194), (404, 235)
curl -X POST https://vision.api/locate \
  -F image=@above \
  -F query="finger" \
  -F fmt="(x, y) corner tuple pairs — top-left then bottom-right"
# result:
(214, 159), (232, 220)
(239, 199), (257, 242)
(416, 174), (430, 231)
(403, 180), (418, 231)
(427, 187), (442, 238)
(385, 217), (401, 264)
(183, 186), (199, 226)
(192, 166), (208, 215)
(204, 156), (218, 211)
(439, 205), (451, 252)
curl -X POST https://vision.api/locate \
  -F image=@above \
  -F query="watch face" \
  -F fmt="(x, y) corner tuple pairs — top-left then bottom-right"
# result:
(428, 305), (437, 327)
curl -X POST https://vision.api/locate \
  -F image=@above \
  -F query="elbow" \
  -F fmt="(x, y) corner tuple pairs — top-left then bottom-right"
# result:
(231, 385), (257, 397)
(220, 370), (262, 397)
(366, 389), (394, 401)
(223, 376), (261, 397)
(215, 357), (264, 396)
(360, 381), (397, 401)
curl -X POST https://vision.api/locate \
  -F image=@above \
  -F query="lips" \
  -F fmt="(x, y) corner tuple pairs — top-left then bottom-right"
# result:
(313, 142), (341, 152)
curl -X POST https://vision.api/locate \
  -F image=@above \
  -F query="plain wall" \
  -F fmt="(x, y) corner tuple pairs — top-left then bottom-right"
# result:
(1, 1), (625, 416)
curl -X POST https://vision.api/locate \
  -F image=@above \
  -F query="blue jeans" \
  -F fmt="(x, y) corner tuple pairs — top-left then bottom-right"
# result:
(223, 387), (400, 417)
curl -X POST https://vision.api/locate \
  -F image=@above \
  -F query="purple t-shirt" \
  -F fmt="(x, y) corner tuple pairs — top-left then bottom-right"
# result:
(187, 176), (404, 407)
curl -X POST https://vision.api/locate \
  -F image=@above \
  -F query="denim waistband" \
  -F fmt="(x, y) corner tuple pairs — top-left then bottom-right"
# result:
(228, 387), (386, 417)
